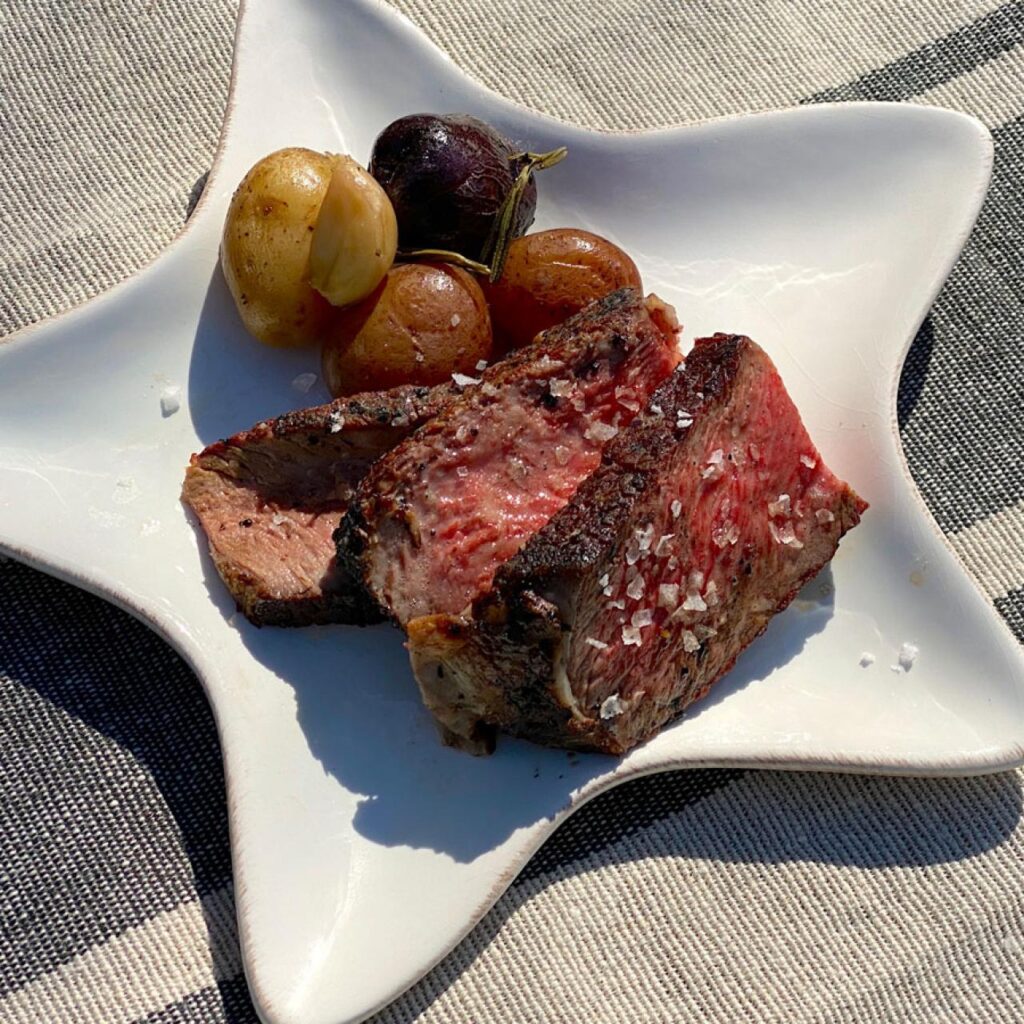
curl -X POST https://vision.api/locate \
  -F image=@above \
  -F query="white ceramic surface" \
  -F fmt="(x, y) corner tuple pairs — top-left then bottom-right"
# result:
(2, 2), (1022, 1022)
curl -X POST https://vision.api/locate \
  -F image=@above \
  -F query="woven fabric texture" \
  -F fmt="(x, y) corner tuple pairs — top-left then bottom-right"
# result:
(2, 1), (1023, 1022)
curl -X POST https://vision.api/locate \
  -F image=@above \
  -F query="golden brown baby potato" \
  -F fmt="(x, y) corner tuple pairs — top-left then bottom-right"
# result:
(321, 262), (492, 395)
(221, 147), (337, 348)
(483, 228), (642, 353)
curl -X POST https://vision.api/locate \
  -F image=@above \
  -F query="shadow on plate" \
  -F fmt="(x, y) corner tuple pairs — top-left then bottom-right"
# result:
(186, 270), (328, 447)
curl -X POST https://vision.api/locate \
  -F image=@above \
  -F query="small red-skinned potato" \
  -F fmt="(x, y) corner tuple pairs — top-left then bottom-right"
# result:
(322, 262), (493, 396)
(484, 228), (642, 353)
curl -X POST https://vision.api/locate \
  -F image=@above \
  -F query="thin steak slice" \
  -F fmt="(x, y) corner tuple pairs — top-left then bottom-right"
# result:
(183, 383), (457, 626)
(337, 288), (682, 628)
(408, 333), (868, 754)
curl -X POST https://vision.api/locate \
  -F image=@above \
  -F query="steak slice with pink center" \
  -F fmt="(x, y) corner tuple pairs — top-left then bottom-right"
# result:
(182, 383), (457, 626)
(408, 333), (867, 754)
(336, 288), (682, 627)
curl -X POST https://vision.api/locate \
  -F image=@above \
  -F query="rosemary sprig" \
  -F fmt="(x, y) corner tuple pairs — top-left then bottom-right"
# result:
(481, 146), (568, 282)
(397, 249), (492, 275)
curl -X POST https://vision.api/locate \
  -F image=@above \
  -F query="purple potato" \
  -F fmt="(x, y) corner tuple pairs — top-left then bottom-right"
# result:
(369, 113), (537, 261)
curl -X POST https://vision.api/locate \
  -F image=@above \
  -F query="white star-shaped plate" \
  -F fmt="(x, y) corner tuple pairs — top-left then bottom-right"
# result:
(2, 1), (1022, 1022)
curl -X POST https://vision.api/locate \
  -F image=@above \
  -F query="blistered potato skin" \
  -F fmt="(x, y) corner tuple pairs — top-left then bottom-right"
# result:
(322, 263), (493, 396)
(484, 228), (642, 354)
(221, 147), (337, 348)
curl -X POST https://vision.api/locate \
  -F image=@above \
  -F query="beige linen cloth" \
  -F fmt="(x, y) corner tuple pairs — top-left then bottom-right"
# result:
(1, 2), (1023, 1022)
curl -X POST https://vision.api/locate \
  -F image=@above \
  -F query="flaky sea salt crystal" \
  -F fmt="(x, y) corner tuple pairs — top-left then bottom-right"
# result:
(291, 372), (317, 393)
(712, 521), (739, 548)
(571, 396), (586, 411)
(658, 583), (680, 608)
(608, 598), (626, 610)
(768, 521), (781, 544)
(414, 352), (425, 363)
(704, 580), (719, 607)
(621, 626), (643, 647)
(585, 421), (618, 442)
(615, 386), (640, 412)
(777, 521), (803, 549)
(160, 386), (181, 416)
(897, 642), (919, 671)
(454, 424), (469, 443)
(456, 466), (468, 478)
(600, 693), (627, 718)
(475, 359), (488, 372)
(695, 625), (718, 641)
(800, 454), (817, 469)
(636, 523), (655, 551)
(649, 404), (664, 417)
(625, 539), (641, 566)
(508, 458), (528, 484)
(816, 508), (835, 524)
(586, 637), (609, 651)
(549, 379), (573, 397)
(682, 591), (707, 612)
(767, 493), (792, 517)
(328, 411), (345, 433)
(682, 630), (700, 653)
(631, 608), (654, 628)
(859, 652), (876, 667)
(450, 314), (461, 327)
(626, 575), (646, 600)
(271, 512), (288, 526)
(688, 570), (705, 590)
(671, 499), (682, 518)
(598, 573), (610, 588)
(655, 534), (675, 557)
(554, 445), (570, 466)
(452, 372), (480, 387)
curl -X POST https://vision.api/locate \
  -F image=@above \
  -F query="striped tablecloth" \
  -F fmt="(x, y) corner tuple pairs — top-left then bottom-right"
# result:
(2, 2), (1023, 1021)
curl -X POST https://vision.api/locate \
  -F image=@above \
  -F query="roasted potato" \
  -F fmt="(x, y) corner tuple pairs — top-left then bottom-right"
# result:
(221, 147), (337, 347)
(322, 262), (492, 395)
(484, 228), (642, 353)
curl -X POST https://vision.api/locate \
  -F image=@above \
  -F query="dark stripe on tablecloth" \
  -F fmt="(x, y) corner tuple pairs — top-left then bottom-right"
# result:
(518, 769), (746, 883)
(807, 1), (1024, 103)
(995, 588), (1024, 643)
(133, 976), (256, 1024)
(0, 560), (232, 997)
(897, 115), (1024, 534)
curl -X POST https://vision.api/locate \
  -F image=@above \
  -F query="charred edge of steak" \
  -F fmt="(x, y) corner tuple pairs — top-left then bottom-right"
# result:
(409, 333), (868, 754)
(182, 382), (458, 627)
(336, 287), (682, 627)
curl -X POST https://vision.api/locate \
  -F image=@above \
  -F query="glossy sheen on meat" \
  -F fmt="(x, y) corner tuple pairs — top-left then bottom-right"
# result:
(408, 334), (867, 754)
(337, 289), (682, 628)
(182, 383), (456, 625)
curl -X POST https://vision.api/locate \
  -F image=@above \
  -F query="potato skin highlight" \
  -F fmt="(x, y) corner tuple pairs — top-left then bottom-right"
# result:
(322, 262), (493, 396)
(484, 228), (642, 354)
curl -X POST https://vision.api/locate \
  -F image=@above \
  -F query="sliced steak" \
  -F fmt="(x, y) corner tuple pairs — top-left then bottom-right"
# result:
(183, 383), (457, 626)
(408, 333), (868, 754)
(337, 288), (682, 629)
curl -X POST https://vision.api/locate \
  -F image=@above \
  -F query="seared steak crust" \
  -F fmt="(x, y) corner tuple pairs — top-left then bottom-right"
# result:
(409, 334), (867, 754)
(336, 288), (682, 629)
(183, 383), (457, 626)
